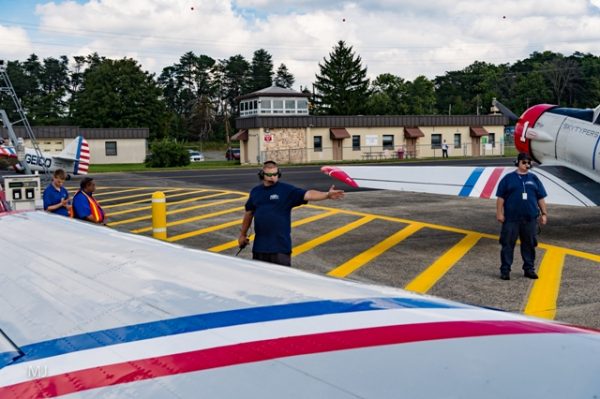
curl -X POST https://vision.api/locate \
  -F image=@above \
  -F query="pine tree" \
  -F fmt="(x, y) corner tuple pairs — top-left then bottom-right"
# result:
(249, 49), (273, 92)
(313, 40), (370, 115)
(274, 63), (295, 88)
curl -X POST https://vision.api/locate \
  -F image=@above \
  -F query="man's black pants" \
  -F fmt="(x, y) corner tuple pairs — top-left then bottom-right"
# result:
(499, 219), (538, 274)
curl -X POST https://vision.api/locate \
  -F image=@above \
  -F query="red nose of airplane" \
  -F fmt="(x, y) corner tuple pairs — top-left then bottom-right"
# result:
(514, 104), (555, 157)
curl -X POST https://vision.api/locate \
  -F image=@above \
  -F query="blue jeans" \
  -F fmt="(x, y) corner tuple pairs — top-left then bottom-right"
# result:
(499, 219), (538, 273)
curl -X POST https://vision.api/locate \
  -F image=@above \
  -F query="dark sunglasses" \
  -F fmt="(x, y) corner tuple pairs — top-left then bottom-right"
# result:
(520, 160), (531, 165)
(263, 172), (279, 177)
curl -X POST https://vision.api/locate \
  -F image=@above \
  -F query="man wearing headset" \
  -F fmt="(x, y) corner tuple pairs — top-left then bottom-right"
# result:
(496, 152), (548, 281)
(238, 160), (345, 266)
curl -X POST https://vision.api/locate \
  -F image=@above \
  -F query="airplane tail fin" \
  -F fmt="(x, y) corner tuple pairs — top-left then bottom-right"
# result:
(61, 136), (90, 175)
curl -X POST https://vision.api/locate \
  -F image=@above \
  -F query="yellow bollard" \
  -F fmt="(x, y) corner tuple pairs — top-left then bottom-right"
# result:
(151, 191), (167, 240)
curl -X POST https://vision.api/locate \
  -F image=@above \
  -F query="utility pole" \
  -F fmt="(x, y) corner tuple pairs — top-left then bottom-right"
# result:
(0, 60), (49, 179)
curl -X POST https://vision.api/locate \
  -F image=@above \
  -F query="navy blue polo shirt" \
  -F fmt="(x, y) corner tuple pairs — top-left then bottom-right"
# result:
(245, 182), (307, 254)
(496, 171), (547, 222)
(43, 184), (70, 217)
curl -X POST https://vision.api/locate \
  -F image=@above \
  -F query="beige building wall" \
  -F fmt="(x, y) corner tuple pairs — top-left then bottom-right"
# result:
(88, 139), (147, 164)
(240, 123), (505, 165)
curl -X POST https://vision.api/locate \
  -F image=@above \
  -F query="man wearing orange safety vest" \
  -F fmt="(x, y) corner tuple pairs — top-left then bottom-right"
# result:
(72, 177), (106, 223)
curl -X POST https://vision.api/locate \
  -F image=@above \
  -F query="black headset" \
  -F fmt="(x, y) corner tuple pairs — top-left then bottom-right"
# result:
(258, 161), (282, 180)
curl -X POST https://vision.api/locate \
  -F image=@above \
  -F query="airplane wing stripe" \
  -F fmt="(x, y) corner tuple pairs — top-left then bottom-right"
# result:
(7, 297), (463, 364)
(1, 320), (589, 398)
(480, 167), (505, 198)
(458, 167), (484, 197)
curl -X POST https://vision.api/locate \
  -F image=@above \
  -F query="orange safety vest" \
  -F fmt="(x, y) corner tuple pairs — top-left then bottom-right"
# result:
(71, 190), (105, 223)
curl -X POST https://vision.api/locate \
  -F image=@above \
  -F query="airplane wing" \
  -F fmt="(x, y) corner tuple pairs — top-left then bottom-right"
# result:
(322, 165), (600, 207)
(1, 211), (600, 398)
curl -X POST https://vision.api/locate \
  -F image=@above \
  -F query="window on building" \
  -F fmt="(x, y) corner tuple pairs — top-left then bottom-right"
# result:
(297, 99), (308, 114)
(105, 141), (117, 156)
(489, 132), (496, 148)
(314, 136), (322, 152)
(382, 135), (394, 150)
(352, 135), (361, 151)
(431, 134), (442, 149)
(260, 99), (271, 114)
(285, 100), (295, 113)
(273, 99), (284, 114)
(454, 133), (461, 148)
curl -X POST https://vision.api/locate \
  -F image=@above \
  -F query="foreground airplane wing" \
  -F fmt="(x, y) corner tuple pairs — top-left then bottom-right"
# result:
(1, 211), (600, 398)
(322, 165), (600, 207)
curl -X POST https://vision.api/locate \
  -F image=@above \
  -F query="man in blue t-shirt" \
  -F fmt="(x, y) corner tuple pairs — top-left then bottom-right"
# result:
(43, 168), (71, 217)
(495, 153), (548, 281)
(238, 160), (345, 266)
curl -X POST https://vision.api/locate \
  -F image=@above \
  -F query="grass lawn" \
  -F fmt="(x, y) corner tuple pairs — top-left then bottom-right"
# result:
(89, 160), (242, 173)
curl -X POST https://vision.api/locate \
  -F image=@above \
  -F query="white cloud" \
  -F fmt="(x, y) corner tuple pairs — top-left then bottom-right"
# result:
(1, 0), (600, 89)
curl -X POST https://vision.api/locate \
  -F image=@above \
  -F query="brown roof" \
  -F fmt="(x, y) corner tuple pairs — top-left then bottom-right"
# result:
(231, 129), (248, 141)
(469, 126), (489, 137)
(330, 128), (350, 139)
(404, 127), (425, 138)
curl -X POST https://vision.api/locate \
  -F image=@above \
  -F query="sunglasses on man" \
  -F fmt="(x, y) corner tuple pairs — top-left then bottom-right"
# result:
(520, 160), (531, 165)
(263, 172), (279, 177)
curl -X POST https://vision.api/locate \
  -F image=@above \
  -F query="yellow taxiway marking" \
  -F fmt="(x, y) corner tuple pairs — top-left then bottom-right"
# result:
(93, 187), (155, 197)
(102, 189), (204, 209)
(98, 188), (183, 203)
(107, 191), (233, 217)
(130, 206), (245, 233)
(293, 215), (375, 257)
(167, 219), (241, 242)
(208, 209), (339, 253)
(107, 196), (246, 226)
(328, 223), (425, 278)
(405, 233), (482, 294)
(524, 248), (566, 320)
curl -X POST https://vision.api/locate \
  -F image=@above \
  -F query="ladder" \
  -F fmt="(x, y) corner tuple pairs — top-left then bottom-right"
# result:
(0, 60), (50, 179)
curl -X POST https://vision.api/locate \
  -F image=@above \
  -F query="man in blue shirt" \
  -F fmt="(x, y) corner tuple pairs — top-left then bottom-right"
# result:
(496, 153), (548, 280)
(43, 169), (71, 217)
(238, 161), (345, 266)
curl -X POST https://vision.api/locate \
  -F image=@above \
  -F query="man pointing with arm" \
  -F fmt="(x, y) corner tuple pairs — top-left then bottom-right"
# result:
(239, 161), (344, 266)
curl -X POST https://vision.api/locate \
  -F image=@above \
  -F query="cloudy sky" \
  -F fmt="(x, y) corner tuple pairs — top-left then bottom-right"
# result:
(2, 0), (600, 90)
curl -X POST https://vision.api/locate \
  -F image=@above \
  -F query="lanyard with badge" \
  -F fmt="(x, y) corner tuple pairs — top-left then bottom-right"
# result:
(520, 174), (528, 200)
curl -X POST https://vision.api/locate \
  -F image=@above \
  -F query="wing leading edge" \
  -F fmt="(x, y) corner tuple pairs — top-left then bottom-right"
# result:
(322, 165), (600, 207)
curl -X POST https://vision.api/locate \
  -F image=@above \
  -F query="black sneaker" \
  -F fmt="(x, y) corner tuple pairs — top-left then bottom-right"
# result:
(500, 273), (510, 280)
(524, 270), (539, 279)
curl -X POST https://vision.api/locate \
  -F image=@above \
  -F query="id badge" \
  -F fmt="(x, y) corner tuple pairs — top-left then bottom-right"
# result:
(522, 192), (528, 200)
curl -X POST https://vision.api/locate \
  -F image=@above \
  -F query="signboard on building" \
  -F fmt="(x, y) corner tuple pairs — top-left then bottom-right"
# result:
(264, 134), (273, 143)
(365, 135), (378, 146)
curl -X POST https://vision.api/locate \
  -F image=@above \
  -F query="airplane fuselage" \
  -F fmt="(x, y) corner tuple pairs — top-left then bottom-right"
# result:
(515, 104), (600, 183)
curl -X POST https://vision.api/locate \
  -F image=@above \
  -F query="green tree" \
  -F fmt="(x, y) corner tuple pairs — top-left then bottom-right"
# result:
(365, 73), (406, 114)
(70, 58), (169, 139)
(313, 40), (370, 115)
(249, 49), (274, 92)
(274, 63), (295, 88)
(405, 76), (435, 114)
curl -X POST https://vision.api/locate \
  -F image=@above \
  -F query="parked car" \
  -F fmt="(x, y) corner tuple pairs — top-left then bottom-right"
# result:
(188, 149), (205, 162)
(225, 148), (240, 160)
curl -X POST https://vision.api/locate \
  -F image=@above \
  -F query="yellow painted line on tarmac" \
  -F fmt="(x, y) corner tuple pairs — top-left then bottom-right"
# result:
(102, 189), (204, 209)
(293, 215), (375, 257)
(93, 187), (156, 197)
(405, 233), (482, 294)
(167, 219), (241, 242)
(523, 248), (566, 320)
(208, 209), (339, 253)
(327, 223), (425, 278)
(98, 188), (183, 202)
(107, 196), (246, 226)
(130, 206), (245, 233)
(107, 191), (234, 217)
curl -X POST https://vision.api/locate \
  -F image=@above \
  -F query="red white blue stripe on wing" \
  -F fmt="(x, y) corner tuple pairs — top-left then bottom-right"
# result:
(458, 167), (508, 199)
(0, 297), (593, 398)
(0, 146), (17, 158)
